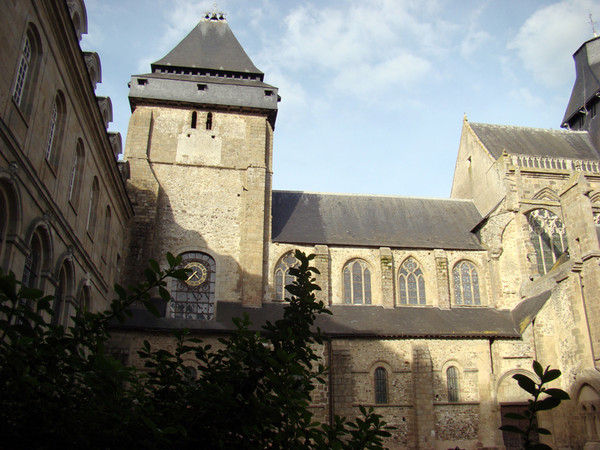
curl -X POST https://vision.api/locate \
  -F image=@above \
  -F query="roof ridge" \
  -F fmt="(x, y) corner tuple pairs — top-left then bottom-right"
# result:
(272, 190), (474, 203)
(470, 122), (587, 134)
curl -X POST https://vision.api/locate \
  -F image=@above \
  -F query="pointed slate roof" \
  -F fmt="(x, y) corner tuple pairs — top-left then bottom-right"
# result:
(469, 122), (599, 160)
(151, 16), (263, 79)
(272, 191), (483, 250)
(562, 36), (600, 126)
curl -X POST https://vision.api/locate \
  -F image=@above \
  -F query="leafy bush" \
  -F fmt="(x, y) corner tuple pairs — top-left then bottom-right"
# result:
(0, 251), (390, 449)
(500, 360), (570, 449)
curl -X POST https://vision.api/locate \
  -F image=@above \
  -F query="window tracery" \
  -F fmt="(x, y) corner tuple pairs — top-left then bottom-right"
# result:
(398, 257), (426, 305)
(343, 260), (371, 304)
(170, 252), (216, 320)
(274, 251), (299, 301)
(453, 261), (480, 305)
(527, 209), (568, 275)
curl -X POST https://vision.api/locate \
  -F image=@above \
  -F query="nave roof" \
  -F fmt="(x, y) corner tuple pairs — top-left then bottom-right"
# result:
(272, 191), (483, 250)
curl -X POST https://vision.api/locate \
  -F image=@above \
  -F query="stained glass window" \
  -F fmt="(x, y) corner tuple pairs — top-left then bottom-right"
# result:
(170, 252), (216, 320)
(343, 260), (371, 304)
(274, 251), (299, 301)
(527, 209), (568, 275)
(453, 261), (480, 305)
(398, 257), (426, 305)
(374, 367), (388, 404)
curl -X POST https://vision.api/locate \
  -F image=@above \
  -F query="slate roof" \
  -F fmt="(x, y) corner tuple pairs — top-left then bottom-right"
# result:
(562, 36), (600, 125)
(469, 122), (599, 160)
(271, 191), (483, 250)
(114, 302), (521, 339)
(151, 18), (263, 78)
(113, 289), (556, 339)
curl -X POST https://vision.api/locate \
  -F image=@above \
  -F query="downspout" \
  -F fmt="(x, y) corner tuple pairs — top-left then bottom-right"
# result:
(328, 337), (334, 428)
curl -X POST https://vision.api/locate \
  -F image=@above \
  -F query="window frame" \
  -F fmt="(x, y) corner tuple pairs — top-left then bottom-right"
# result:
(447, 366), (460, 402)
(374, 367), (388, 404)
(343, 259), (372, 305)
(170, 251), (216, 320)
(44, 91), (66, 170)
(452, 260), (481, 306)
(274, 251), (299, 301)
(527, 208), (568, 275)
(398, 257), (426, 305)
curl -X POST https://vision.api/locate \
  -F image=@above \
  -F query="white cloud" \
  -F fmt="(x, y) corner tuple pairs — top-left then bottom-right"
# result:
(332, 53), (432, 98)
(509, 87), (544, 109)
(258, 0), (446, 102)
(508, 0), (600, 88)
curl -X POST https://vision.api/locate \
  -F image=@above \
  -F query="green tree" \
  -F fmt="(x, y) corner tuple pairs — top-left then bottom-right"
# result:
(500, 360), (570, 449)
(0, 251), (390, 449)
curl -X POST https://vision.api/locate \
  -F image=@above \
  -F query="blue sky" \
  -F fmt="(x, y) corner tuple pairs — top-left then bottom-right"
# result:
(81, 0), (600, 198)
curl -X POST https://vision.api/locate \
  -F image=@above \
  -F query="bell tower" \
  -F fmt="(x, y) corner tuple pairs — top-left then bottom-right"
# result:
(123, 12), (278, 308)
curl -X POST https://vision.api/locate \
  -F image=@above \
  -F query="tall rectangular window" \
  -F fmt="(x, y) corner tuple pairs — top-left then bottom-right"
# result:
(374, 367), (388, 404)
(13, 36), (31, 106)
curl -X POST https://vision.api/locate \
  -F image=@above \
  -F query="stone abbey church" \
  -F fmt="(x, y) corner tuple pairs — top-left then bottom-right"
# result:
(4, 1), (600, 448)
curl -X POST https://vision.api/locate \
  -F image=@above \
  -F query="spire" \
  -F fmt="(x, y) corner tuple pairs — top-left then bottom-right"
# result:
(128, 14), (278, 128)
(561, 35), (600, 128)
(151, 15), (263, 80)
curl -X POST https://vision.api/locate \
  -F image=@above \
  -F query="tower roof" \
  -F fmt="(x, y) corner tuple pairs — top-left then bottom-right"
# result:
(151, 15), (263, 80)
(562, 35), (600, 126)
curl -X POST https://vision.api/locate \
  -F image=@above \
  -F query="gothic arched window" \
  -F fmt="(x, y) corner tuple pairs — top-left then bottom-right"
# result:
(274, 251), (299, 301)
(447, 366), (460, 402)
(170, 252), (216, 320)
(374, 367), (388, 404)
(343, 260), (371, 304)
(453, 261), (480, 305)
(398, 257), (426, 305)
(527, 209), (569, 275)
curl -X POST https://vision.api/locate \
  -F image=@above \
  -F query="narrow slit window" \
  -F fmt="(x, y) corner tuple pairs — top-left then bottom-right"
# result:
(206, 112), (212, 130)
(191, 111), (197, 129)
(374, 367), (388, 404)
(447, 366), (459, 402)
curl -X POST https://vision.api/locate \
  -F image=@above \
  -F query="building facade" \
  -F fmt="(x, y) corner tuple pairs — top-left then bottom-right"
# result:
(4, 1), (600, 448)
(0, 0), (132, 324)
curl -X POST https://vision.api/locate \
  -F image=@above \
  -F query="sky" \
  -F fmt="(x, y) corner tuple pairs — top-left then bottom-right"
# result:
(81, 0), (600, 199)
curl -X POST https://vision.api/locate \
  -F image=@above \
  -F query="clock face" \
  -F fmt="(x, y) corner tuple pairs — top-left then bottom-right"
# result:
(184, 261), (208, 286)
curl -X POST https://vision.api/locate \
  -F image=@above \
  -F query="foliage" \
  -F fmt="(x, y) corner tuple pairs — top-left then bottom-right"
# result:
(0, 251), (390, 449)
(499, 360), (570, 449)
